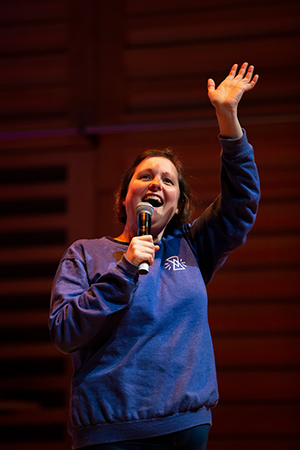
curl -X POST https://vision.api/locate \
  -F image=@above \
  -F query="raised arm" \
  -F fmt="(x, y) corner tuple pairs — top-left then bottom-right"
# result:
(207, 62), (259, 139)
(185, 63), (260, 284)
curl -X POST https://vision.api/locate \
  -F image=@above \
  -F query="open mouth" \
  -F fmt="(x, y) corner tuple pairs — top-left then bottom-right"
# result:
(142, 194), (163, 208)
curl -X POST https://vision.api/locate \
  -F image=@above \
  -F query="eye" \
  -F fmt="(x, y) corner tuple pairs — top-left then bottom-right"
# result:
(164, 177), (174, 185)
(139, 173), (152, 180)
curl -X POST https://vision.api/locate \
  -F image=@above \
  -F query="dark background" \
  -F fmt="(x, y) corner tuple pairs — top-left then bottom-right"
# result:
(0, 1), (299, 448)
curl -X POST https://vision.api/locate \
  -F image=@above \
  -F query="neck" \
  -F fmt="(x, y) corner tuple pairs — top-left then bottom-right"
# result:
(115, 223), (133, 243)
(115, 232), (131, 243)
(116, 225), (163, 244)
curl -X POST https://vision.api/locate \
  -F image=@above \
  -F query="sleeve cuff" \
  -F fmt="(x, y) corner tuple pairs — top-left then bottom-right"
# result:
(117, 254), (139, 280)
(219, 129), (253, 158)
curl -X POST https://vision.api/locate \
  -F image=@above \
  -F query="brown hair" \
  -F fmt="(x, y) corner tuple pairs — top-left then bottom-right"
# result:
(114, 148), (194, 232)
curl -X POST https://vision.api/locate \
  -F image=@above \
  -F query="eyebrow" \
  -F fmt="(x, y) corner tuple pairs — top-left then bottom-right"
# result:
(162, 171), (177, 179)
(136, 168), (177, 179)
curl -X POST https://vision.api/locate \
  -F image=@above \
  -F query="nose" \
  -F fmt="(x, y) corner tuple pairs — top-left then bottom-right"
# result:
(149, 176), (161, 191)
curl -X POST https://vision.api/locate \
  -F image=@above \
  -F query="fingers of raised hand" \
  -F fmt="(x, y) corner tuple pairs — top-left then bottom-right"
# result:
(242, 64), (259, 91)
(248, 73), (259, 90)
(230, 62), (258, 91)
(238, 63), (257, 83)
(226, 63), (237, 79)
(243, 64), (254, 81)
(207, 78), (215, 92)
(235, 62), (249, 80)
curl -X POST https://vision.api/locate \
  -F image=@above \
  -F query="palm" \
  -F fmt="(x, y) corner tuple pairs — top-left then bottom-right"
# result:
(208, 63), (258, 110)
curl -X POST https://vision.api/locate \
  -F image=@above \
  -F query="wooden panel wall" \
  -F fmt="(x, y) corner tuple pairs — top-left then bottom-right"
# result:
(0, 0), (299, 449)
(0, 2), (96, 449)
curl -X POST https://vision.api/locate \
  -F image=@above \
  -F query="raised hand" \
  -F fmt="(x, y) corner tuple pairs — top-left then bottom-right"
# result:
(207, 62), (259, 139)
(207, 62), (259, 112)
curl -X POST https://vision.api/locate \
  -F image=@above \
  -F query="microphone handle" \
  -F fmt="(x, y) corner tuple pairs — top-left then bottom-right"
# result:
(138, 261), (150, 275)
(138, 212), (151, 275)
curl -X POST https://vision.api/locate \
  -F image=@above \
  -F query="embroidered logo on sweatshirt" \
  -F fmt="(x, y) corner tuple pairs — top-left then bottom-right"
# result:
(164, 256), (187, 271)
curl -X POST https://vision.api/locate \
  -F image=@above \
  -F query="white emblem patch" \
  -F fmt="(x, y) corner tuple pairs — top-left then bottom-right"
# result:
(164, 256), (187, 271)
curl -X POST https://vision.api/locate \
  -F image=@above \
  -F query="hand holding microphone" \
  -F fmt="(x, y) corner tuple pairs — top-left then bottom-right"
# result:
(125, 202), (159, 275)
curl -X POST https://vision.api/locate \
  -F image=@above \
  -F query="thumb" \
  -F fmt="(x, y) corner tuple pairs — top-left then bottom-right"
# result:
(207, 78), (215, 93)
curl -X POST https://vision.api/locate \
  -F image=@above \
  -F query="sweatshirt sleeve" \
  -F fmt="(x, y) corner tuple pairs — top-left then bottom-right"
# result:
(49, 242), (139, 354)
(184, 130), (260, 285)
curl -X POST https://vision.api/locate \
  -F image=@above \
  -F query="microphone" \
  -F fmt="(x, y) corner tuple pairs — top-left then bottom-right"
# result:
(136, 202), (154, 275)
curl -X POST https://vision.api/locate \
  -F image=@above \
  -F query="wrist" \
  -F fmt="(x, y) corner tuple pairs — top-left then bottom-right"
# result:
(215, 107), (242, 139)
(214, 103), (238, 120)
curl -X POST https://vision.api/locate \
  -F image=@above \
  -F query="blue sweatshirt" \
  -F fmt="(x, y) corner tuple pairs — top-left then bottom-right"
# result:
(49, 131), (260, 448)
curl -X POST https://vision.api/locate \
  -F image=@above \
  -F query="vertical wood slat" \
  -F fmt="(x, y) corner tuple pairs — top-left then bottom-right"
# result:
(0, 148), (95, 449)
(0, 0), (70, 132)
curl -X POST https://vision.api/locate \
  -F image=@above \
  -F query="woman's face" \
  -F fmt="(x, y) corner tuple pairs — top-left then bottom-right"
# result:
(123, 156), (180, 241)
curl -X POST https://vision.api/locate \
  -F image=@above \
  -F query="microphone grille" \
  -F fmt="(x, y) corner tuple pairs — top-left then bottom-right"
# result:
(136, 202), (154, 217)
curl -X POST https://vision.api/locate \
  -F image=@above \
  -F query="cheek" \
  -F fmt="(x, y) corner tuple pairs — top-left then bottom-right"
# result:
(171, 187), (180, 205)
(126, 180), (144, 199)
(165, 189), (180, 214)
(124, 183), (135, 205)
(174, 190), (181, 214)
(124, 182), (142, 217)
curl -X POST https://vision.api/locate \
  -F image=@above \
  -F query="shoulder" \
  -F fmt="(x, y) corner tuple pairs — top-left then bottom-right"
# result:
(61, 237), (108, 261)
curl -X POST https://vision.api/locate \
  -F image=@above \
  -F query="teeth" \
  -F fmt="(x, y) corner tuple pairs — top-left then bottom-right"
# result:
(143, 195), (163, 206)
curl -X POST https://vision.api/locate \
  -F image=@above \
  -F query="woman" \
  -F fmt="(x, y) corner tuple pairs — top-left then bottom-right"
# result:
(49, 63), (260, 449)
